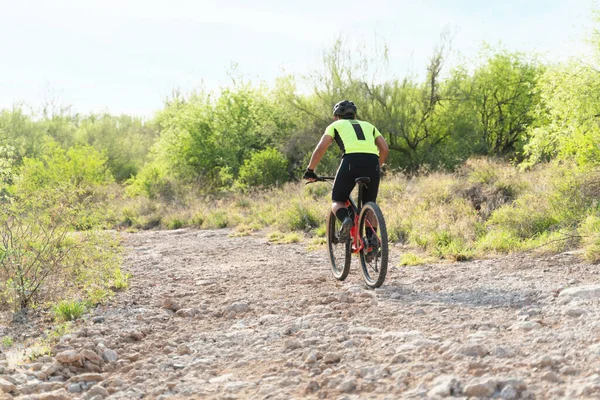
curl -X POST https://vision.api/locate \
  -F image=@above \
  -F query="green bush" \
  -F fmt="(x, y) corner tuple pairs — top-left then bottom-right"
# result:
(112, 268), (132, 290)
(203, 210), (229, 228)
(476, 230), (521, 253)
(125, 164), (173, 200)
(580, 214), (600, 263)
(236, 148), (289, 189)
(52, 300), (87, 322)
(486, 194), (558, 239)
(280, 202), (321, 231)
(1, 336), (14, 348)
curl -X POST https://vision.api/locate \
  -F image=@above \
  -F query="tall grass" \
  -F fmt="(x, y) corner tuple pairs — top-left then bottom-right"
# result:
(115, 158), (600, 262)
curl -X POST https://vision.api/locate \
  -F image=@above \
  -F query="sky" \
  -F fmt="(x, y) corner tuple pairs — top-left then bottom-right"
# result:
(0, 0), (597, 117)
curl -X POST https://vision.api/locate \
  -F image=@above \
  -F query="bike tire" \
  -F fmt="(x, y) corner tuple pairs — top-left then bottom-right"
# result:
(358, 202), (388, 288)
(326, 210), (351, 281)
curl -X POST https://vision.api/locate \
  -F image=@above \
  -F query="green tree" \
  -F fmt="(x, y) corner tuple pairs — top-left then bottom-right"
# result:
(74, 114), (158, 181)
(523, 61), (600, 167)
(469, 48), (542, 156)
(0, 106), (46, 161)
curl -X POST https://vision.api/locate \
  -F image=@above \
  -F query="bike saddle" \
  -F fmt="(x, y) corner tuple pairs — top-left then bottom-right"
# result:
(355, 177), (371, 184)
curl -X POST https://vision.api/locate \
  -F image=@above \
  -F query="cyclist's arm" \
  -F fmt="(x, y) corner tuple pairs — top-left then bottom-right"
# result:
(375, 136), (389, 167)
(307, 134), (334, 170)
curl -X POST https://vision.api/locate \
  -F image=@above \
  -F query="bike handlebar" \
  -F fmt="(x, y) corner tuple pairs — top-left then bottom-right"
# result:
(305, 176), (335, 184)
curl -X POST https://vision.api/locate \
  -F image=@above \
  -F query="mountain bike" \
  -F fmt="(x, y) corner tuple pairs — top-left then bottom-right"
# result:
(308, 176), (388, 288)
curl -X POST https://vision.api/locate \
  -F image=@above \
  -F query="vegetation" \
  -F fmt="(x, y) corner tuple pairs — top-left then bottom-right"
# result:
(52, 300), (87, 322)
(2, 13), (600, 323)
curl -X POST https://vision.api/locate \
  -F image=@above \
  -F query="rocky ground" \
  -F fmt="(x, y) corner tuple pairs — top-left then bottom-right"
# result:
(1, 228), (600, 399)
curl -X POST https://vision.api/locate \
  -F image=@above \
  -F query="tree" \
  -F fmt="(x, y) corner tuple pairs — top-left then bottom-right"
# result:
(470, 48), (542, 156)
(523, 61), (600, 167)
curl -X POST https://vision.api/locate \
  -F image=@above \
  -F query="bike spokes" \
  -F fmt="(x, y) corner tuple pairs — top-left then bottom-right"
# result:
(327, 211), (351, 281)
(358, 203), (388, 288)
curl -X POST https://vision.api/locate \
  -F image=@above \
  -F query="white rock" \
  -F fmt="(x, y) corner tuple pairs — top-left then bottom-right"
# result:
(68, 373), (104, 383)
(323, 353), (341, 364)
(564, 308), (585, 317)
(55, 350), (81, 364)
(68, 383), (83, 393)
(559, 285), (600, 299)
(284, 339), (302, 350)
(499, 385), (517, 400)
(28, 388), (71, 399)
(513, 321), (541, 331)
(491, 346), (516, 358)
(102, 349), (118, 362)
(531, 355), (555, 368)
(463, 378), (497, 397)
(589, 343), (600, 356)
(338, 379), (357, 393)
(87, 384), (110, 398)
(541, 371), (560, 383)
(455, 343), (488, 358)
(209, 373), (234, 384)
(225, 381), (255, 392)
(226, 302), (250, 314)
(0, 378), (15, 393)
(427, 375), (462, 397)
(177, 344), (192, 355)
(380, 330), (423, 341)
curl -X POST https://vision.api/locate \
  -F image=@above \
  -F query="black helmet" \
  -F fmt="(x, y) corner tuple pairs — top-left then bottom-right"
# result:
(333, 100), (357, 117)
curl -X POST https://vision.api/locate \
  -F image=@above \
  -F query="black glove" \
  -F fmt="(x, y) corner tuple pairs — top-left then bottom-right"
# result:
(303, 168), (317, 180)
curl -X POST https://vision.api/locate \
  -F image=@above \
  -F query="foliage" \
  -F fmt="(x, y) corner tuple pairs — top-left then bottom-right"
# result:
(236, 147), (289, 189)
(1, 336), (14, 348)
(52, 299), (87, 321)
(267, 231), (302, 244)
(580, 214), (600, 263)
(0, 191), (122, 309)
(399, 253), (431, 266)
(0, 106), (156, 182)
(279, 201), (322, 231)
(469, 48), (543, 156)
(0, 143), (122, 310)
(523, 61), (600, 167)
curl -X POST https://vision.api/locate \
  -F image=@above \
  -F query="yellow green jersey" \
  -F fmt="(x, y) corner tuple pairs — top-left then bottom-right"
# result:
(324, 119), (382, 156)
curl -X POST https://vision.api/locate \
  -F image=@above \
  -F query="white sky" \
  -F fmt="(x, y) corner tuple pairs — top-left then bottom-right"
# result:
(0, 0), (597, 117)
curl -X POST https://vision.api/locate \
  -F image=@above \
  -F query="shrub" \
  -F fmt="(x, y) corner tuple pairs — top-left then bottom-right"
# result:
(547, 164), (600, 228)
(279, 201), (321, 231)
(580, 214), (600, 263)
(236, 148), (289, 189)
(112, 268), (132, 290)
(166, 216), (185, 229)
(1, 336), (14, 348)
(399, 253), (430, 266)
(486, 194), (558, 239)
(267, 231), (302, 244)
(203, 210), (229, 228)
(125, 164), (174, 200)
(476, 230), (521, 253)
(52, 300), (87, 322)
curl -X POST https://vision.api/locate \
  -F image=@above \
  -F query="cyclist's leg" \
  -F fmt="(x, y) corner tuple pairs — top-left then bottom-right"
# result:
(361, 157), (381, 240)
(331, 156), (355, 222)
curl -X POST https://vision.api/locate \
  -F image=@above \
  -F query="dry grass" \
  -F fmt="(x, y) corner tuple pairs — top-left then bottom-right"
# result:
(115, 158), (600, 262)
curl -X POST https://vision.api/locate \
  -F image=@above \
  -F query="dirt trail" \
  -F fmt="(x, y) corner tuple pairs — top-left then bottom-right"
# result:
(2, 228), (600, 399)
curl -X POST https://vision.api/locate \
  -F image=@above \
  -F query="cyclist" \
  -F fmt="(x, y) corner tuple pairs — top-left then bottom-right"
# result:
(303, 100), (389, 241)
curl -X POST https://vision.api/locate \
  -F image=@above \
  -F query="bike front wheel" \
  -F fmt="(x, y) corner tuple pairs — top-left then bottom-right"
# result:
(326, 210), (351, 281)
(358, 202), (388, 288)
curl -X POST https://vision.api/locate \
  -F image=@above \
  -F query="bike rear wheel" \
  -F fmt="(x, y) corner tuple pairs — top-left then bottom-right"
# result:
(358, 202), (388, 288)
(326, 210), (351, 281)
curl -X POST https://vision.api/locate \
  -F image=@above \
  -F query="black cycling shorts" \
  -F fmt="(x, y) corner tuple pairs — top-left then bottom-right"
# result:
(332, 153), (380, 203)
